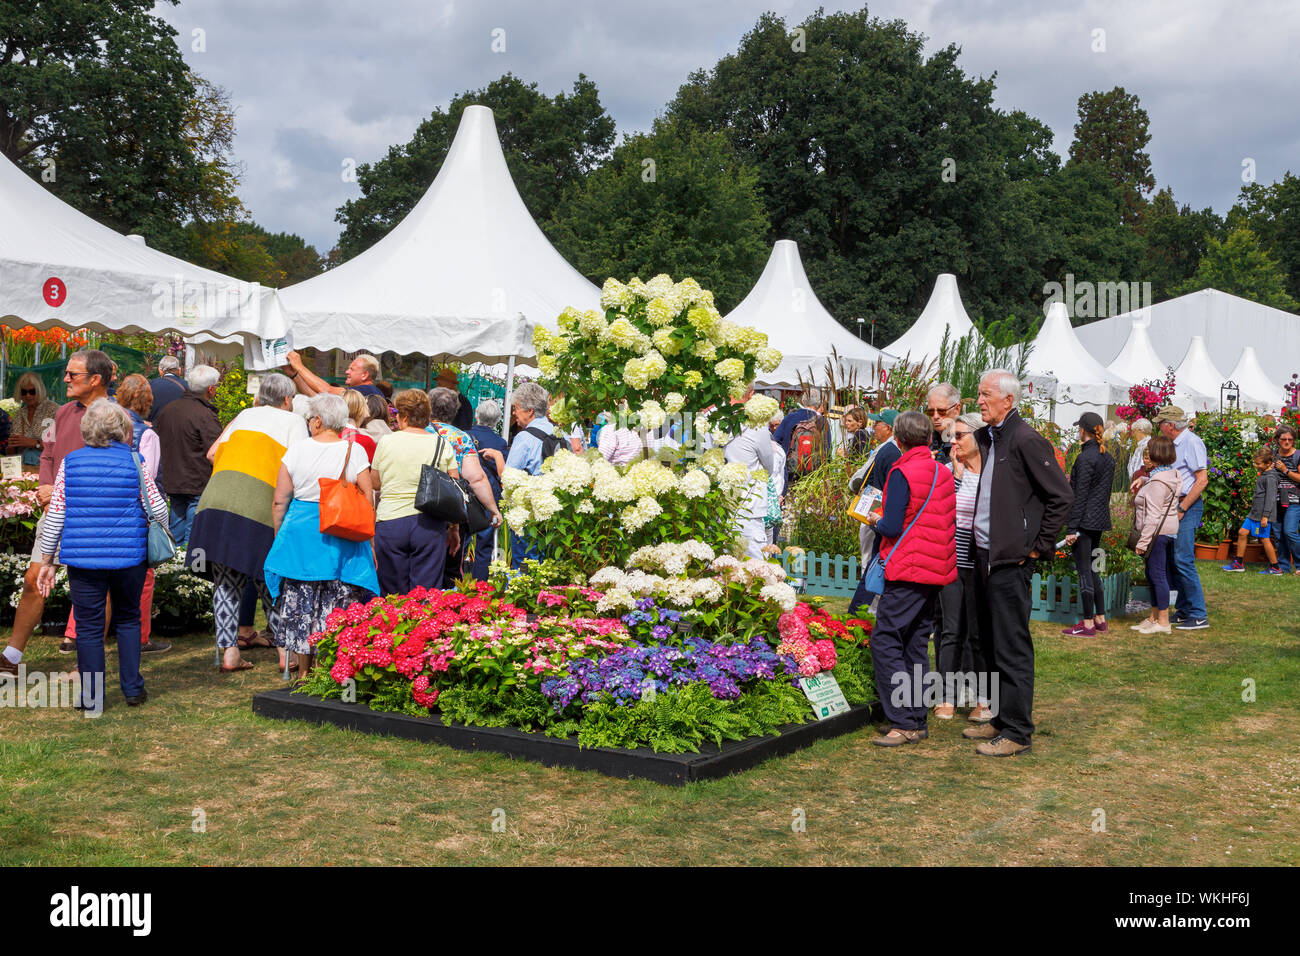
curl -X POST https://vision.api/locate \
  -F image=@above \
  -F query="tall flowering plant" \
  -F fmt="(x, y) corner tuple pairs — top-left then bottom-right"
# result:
(535, 274), (782, 442)
(0, 476), (42, 555)
(1116, 372), (1176, 423)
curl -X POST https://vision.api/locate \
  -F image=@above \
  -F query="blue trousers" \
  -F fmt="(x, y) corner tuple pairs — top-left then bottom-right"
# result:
(1144, 534), (1176, 610)
(168, 494), (199, 545)
(1170, 497), (1207, 621)
(1272, 504), (1300, 572)
(69, 563), (147, 706)
(375, 513), (448, 596)
(871, 580), (939, 730)
(510, 530), (541, 569)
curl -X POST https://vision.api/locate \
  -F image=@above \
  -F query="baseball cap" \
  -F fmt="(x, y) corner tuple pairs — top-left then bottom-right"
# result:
(1074, 411), (1105, 431)
(868, 409), (897, 427)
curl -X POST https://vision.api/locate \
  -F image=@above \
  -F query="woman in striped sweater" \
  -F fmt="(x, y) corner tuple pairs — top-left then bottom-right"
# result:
(186, 374), (307, 673)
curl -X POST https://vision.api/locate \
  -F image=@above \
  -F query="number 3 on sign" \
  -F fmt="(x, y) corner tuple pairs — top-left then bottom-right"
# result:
(43, 277), (67, 307)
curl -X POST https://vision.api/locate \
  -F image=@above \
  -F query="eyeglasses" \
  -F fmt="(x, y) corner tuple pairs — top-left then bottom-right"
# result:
(19, 388), (36, 396)
(953, 429), (974, 438)
(926, 403), (958, 416)
(63, 370), (86, 381)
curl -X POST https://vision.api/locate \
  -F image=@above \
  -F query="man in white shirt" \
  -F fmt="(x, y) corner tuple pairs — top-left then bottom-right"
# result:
(724, 389), (775, 560)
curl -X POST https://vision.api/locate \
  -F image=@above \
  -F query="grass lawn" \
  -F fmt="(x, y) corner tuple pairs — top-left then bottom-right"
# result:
(2, 561), (1297, 866)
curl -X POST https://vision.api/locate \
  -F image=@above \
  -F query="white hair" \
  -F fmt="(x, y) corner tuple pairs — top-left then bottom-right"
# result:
(980, 369), (1021, 403)
(158, 355), (182, 375)
(927, 382), (961, 407)
(1130, 418), (1151, 436)
(308, 393), (350, 432)
(80, 398), (133, 447)
(186, 365), (220, 393)
(256, 372), (297, 408)
(476, 399), (502, 428)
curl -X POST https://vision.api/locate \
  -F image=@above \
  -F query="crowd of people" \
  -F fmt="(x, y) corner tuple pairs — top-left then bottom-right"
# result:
(0, 348), (526, 707)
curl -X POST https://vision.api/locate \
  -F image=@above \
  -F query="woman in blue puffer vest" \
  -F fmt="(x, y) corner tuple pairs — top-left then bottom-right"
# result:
(37, 400), (170, 711)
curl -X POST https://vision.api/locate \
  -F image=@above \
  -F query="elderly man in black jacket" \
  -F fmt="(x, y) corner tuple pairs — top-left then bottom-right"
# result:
(962, 369), (1073, 757)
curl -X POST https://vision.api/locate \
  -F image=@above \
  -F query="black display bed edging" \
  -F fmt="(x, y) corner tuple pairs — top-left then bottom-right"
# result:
(252, 689), (882, 785)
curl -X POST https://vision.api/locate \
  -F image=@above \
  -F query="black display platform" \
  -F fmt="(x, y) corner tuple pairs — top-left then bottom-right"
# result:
(252, 689), (881, 785)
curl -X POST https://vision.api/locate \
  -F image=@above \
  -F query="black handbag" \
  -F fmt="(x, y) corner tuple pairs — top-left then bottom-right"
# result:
(414, 434), (470, 524)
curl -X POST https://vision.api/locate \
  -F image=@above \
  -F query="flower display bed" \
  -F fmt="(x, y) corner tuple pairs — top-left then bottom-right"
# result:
(251, 689), (880, 785)
(1030, 572), (1131, 623)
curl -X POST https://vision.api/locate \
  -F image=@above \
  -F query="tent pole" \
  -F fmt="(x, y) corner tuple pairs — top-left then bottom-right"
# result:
(0, 332), (7, 399)
(502, 355), (515, 440)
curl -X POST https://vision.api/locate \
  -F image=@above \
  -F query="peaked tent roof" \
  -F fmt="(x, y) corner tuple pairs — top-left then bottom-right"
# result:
(1105, 314), (1170, 386)
(279, 105), (599, 363)
(0, 153), (282, 342)
(725, 240), (885, 388)
(1171, 335), (1225, 412)
(884, 274), (983, 366)
(1025, 302), (1129, 406)
(1227, 346), (1285, 412)
(1075, 288), (1300, 386)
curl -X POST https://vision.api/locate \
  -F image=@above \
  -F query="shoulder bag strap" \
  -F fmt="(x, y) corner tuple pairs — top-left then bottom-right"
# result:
(429, 431), (448, 471)
(131, 451), (152, 517)
(338, 438), (354, 482)
(881, 463), (940, 568)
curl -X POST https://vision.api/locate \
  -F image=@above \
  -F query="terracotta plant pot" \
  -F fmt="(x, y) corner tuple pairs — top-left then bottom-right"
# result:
(1243, 541), (1267, 564)
(1217, 540), (1231, 561)
(1194, 541), (1231, 561)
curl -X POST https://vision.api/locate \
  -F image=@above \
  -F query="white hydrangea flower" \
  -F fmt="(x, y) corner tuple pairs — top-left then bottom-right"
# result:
(590, 567), (627, 588)
(674, 277), (705, 305)
(683, 370), (703, 389)
(697, 448), (726, 477)
(504, 506), (532, 528)
(646, 297), (678, 328)
(690, 577), (724, 604)
(531, 492), (562, 520)
(577, 499), (595, 514)
(692, 339), (718, 361)
(663, 392), (686, 415)
(596, 587), (636, 613)
(754, 347), (782, 372)
(578, 308), (609, 339)
(759, 582), (798, 612)
(607, 317), (650, 351)
(744, 394), (780, 427)
(645, 274), (675, 300)
(679, 468), (711, 499)
(718, 461), (755, 495)
(651, 328), (681, 356)
(682, 540), (716, 563)
(745, 559), (787, 585)
(600, 278), (631, 310)
(626, 277), (649, 301)
(638, 400), (667, 430)
(627, 459), (676, 497)
(714, 357), (746, 383)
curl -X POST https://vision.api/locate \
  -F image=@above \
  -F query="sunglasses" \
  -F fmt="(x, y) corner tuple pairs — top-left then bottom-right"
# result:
(63, 371), (86, 381)
(953, 429), (974, 438)
(926, 404), (958, 415)
(19, 388), (36, 395)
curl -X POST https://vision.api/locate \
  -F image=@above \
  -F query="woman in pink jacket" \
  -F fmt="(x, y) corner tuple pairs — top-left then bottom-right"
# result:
(1132, 435), (1181, 635)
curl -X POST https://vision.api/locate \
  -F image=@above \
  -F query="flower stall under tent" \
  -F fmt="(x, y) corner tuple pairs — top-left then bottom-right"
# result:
(0, 153), (285, 396)
(275, 105), (601, 434)
(724, 240), (888, 388)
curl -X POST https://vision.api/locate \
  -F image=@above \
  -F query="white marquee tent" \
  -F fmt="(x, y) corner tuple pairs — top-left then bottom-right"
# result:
(1171, 335), (1226, 413)
(1226, 346), (1286, 411)
(278, 105), (599, 368)
(884, 274), (984, 366)
(0, 152), (283, 383)
(1024, 302), (1129, 421)
(725, 240), (886, 388)
(1076, 288), (1300, 387)
(1105, 314), (1171, 388)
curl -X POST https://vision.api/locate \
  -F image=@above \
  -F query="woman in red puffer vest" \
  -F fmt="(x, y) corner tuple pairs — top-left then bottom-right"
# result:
(862, 410), (957, 749)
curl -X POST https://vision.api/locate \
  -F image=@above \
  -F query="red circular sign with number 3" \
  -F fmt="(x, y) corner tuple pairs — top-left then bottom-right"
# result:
(43, 277), (67, 307)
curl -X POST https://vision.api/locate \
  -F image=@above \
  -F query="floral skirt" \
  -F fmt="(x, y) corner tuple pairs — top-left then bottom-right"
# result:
(275, 578), (372, 654)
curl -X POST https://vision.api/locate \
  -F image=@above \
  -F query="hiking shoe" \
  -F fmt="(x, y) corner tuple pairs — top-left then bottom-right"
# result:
(0, 656), (18, 677)
(976, 735), (1032, 757)
(1060, 621), (1096, 637)
(962, 723), (999, 740)
(872, 727), (928, 747)
(1175, 618), (1209, 630)
(968, 704), (995, 723)
(140, 640), (172, 653)
(1221, 561), (1245, 572)
(934, 703), (956, 720)
(1259, 567), (1284, 575)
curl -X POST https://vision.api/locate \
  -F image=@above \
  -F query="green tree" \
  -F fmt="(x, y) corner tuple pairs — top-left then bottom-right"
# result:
(547, 118), (770, 312)
(1172, 225), (1299, 311)
(1067, 87), (1155, 226)
(666, 7), (1068, 342)
(335, 73), (615, 260)
(1139, 187), (1224, 299)
(1230, 172), (1300, 304)
(0, 1), (222, 253)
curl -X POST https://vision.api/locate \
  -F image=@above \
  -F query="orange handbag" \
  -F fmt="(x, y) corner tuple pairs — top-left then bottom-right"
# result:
(318, 440), (375, 541)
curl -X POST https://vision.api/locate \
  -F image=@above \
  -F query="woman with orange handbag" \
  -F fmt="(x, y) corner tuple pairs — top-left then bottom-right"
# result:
(263, 393), (380, 682)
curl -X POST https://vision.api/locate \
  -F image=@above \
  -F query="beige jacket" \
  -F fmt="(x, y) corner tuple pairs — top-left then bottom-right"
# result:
(1134, 469), (1181, 552)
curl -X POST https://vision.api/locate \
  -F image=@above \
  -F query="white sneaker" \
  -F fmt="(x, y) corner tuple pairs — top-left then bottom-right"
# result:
(1137, 619), (1171, 634)
(1130, 620), (1153, 631)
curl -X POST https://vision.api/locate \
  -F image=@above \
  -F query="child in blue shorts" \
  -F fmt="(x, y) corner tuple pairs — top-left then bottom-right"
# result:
(1224, 447), (1281, 573)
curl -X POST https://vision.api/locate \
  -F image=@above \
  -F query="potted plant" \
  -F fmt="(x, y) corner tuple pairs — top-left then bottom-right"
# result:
(151, 557), (215, 636)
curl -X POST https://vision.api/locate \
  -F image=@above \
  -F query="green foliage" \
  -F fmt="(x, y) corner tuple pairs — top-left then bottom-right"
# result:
(1230, 171), (1300, 306)
(575, 680), (812, 752)
(366, 679), (426, 717)
(548, 117), (770, 313)
(787, 457), (867, 558)
(212, 357), (254, 427)
(1172, 226), (1299, 312)
(335, 73), (615, 261)
(935, 329), (1030, 406)
(437, 685), (581, 738)
(829, 638), (875, 707)
(0, 4), (238, 254)
(1140, 188), (1224, 300)
(1193, 409), (1264, 542)
(1067, 87), (1155, 225)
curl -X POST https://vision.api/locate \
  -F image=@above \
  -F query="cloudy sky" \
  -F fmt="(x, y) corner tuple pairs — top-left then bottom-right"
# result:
(154, 0), (1300, 254)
